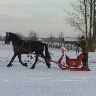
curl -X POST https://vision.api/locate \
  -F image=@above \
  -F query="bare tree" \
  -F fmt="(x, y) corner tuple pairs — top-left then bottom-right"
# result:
(29, 30), (39, 41)
(49, 33), (54, 44)
(0, 35), (4, 41)
(63, 0), (96, 51)
(93, 0), (96, 43)
(59, 32), (64, 47)
(48, 33), (54, 45)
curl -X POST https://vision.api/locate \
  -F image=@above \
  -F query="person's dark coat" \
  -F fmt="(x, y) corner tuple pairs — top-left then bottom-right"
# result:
(76, 39), (90, 53)
(80, 39), (90, 53)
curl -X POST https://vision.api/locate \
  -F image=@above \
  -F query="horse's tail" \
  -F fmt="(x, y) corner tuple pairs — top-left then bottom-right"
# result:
(44, 43), (51, 60)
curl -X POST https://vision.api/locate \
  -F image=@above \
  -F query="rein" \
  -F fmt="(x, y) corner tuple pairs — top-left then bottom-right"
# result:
(14, 46), (65, 67)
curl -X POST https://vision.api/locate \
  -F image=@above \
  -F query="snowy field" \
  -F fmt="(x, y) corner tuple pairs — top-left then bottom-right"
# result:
(0, 45), (96, 96)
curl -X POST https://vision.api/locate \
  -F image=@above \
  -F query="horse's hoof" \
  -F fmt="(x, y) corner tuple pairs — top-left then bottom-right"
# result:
(24, 63), (28, 67)
(7, 65), (10, 67)
(30, 67), (34, 69)
(46, 63), (51, 68)
(48, 64), (51, 68)
(48, 66), (50, 68)
(30, 65), (35, 69)
(7, 64), (13, 67)
(25, 65), (28, 67)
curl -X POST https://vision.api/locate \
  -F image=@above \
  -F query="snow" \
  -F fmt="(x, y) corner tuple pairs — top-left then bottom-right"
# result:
(0, 45), (96, 96)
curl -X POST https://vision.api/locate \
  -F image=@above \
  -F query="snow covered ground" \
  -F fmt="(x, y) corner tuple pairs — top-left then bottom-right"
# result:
(0, 45), (96, 96)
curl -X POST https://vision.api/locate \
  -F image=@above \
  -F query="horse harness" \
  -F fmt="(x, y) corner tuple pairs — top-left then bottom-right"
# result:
(21, 41), (32, 51)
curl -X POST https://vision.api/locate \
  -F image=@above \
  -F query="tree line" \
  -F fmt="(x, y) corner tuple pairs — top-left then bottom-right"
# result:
(0, 35), (5, 41)
(0, 31), (64, 43)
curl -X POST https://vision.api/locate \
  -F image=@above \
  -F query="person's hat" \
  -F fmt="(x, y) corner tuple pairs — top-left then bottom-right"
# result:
(80, 35), (85, 39)
(61, 46), (65, 50)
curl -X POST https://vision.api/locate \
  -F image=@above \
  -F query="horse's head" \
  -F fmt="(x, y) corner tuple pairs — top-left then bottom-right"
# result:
(5, 32), (11, 44)
(5, 32), (20, 44)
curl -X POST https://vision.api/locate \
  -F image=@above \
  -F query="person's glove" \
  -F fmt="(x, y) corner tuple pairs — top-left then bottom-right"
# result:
(75, 43), (81, 47)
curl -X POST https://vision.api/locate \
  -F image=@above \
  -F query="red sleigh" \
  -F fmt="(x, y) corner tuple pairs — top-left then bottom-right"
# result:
(57, 52), (90, 71)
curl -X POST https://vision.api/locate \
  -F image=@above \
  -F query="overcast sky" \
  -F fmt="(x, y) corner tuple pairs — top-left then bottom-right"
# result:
(0, 0), (78, 37)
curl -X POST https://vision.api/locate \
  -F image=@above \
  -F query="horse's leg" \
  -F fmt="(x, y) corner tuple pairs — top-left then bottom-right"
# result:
(31, 56), (38, 69)
(40, 53), (51, 68)
(7, 53), (17, 67)
(18, 54), (28, 67)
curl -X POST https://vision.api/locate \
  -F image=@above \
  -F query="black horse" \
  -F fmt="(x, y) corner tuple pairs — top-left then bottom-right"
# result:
(5, 32), (51, 69)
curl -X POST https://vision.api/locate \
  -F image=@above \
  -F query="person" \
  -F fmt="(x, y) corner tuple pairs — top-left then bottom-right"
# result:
(61, 46), (66, 53)
(76, 36), (90, 69)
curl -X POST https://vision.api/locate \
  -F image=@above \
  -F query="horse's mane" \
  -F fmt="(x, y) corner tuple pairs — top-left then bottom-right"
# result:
(15, 33), (24, 40)
(9, 32), (21, 40)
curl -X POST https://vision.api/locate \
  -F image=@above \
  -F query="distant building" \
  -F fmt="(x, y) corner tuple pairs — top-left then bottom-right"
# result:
(37, 37), (79, 44)
(64, 37), (79, 44)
